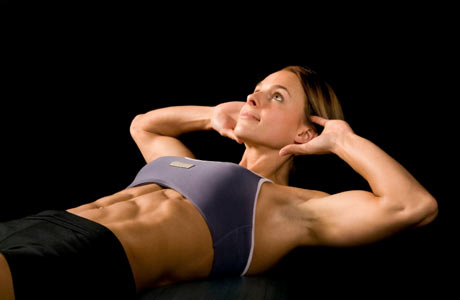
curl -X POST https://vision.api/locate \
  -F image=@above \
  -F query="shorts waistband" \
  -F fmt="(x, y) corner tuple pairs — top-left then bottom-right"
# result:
(30, 210), (109, 237)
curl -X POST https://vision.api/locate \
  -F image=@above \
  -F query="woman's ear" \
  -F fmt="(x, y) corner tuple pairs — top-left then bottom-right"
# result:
(294, 126), (317, 144)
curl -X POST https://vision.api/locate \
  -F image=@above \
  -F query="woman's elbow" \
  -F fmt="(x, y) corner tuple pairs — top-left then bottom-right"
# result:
(413, 195), (439, 227)
(130, 114), (145, 135)
(424, 195), (439, 223)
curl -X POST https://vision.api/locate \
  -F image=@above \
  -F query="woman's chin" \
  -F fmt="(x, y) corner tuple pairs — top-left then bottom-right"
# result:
(234, 127), (255, 144)
(235, 135), (277, 149)
(235, 125), (289, 148)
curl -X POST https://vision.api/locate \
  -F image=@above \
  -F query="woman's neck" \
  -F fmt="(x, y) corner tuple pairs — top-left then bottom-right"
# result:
(239, 145), (293, 185)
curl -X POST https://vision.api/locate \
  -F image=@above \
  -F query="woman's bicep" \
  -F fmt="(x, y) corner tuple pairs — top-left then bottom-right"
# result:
(298, 190), (411, 247)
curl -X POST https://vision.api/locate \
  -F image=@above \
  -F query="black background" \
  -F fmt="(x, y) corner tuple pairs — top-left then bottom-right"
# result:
(3, 8), (457, 297)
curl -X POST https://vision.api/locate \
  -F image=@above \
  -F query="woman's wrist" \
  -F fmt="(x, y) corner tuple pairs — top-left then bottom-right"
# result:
(206, 106), (217, 131)
(331, 131), (361, 158)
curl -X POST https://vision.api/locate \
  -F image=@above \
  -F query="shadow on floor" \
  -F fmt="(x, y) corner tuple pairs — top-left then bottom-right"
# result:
(137, 275), (290, 300)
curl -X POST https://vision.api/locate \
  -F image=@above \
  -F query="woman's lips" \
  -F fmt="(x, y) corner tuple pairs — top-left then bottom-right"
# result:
(240, 111), (260, 121)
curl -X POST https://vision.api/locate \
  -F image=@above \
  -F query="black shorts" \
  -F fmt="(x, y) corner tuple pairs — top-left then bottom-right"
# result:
(0, 210), (136, 299)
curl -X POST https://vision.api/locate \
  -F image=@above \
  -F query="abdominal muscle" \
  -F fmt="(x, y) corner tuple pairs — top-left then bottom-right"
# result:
(66, 181), (305, 293)
(66, 184), (215, 291)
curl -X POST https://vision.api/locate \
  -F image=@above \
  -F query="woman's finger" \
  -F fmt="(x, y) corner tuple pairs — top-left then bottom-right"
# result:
(224, 129), (243, 144)
(279, 144), (305, 156)
(233, 133), (243, 144)
(309, 115), (328, 127)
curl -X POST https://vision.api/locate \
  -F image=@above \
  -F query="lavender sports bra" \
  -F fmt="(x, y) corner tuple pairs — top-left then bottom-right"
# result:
(127, 156), (272, 277)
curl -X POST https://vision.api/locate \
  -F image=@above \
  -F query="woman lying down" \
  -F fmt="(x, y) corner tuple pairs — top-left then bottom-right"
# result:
(0, 66), (438, 299)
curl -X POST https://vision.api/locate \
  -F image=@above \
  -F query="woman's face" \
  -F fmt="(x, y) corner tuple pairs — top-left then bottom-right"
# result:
(234, 70), (311, 149)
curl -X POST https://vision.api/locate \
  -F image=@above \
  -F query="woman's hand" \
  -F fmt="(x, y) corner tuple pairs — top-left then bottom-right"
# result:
(210, 101), (245, 144)
(279, 116), (355, 156)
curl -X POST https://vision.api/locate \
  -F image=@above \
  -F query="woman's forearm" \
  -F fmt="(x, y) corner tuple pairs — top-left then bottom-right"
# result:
(333, 132), (437, 212)
(132, 106), (214, 137)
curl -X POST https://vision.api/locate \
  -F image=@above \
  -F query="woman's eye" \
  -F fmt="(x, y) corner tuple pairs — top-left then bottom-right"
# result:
(272, 93), (283, 102)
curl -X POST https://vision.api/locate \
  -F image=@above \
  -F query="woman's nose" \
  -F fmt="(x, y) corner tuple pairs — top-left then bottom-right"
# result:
(246, 93), (258, 107)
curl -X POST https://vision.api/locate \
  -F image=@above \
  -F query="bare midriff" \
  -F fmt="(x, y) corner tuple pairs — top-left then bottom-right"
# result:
(67, 184), (214, 291)
(67, 182), (306, 292)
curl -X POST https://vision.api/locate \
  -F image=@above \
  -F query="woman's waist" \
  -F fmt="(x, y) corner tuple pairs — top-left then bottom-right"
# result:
(69, 191), (214, 288)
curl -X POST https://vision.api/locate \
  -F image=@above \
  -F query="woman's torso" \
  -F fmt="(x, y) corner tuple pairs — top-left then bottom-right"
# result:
(67, 180), (320, 291)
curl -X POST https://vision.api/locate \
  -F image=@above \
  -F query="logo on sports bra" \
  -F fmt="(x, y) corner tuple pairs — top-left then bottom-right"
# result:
(169, 161), (195, 169)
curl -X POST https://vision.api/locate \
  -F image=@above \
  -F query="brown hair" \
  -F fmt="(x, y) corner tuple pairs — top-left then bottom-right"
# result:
(282, 65), (344, 129)
(281, 66), (345, 184)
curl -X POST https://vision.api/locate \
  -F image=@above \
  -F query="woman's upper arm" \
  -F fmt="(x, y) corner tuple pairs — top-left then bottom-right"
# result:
(130, 127), (195, 163)
(297, 190), (417, 247)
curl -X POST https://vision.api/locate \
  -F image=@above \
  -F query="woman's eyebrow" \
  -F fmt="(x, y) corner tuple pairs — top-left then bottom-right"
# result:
(272, 85), (291, 97)
(254, 83), (291, 97)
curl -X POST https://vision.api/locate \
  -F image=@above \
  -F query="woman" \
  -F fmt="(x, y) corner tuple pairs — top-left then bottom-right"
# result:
(0, 66), (438, 299)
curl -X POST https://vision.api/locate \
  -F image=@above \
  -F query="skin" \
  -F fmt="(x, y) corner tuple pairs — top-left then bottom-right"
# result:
(0, 71), (438, 299)
(234, 71), (317, 185)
